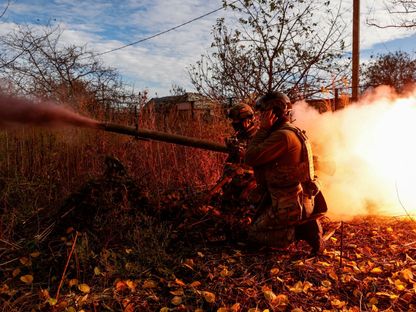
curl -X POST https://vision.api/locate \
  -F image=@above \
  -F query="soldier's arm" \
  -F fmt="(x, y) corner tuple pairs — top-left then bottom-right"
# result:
(245, 129), (288, 166)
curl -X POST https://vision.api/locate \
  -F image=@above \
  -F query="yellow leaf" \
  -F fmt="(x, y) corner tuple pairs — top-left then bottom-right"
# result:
(160, 308), (169, 312)
(275, 294), (288, 305)
(19, 257), (31, 266)
(171, 296), (182, 305)
(69, 279), (78, 287)
(292, 309), (303, 312)
(317, 261), (331, 267)
(371, 267), (383, 274)
(375, 292), (399, 300)
(190, 281), (201, 288)
(175, 278), (186, 287)
(263, 289), (277, 302)
(289, 281), (303, 293)
(303, 281), (313, 292)
(231, 303), (241, 311)
(20, 275), (33, 284)
(126, 280), (136, 292)
(47, 298), (57, 306)
(321, 280), (332, 287)
(143, 280), (157, 289)
(329, 271), (338, 281)
(394, 279), (406, 291)
(386, 227), (393, 233)
(78, 284), (90, 294)
(220, 268), (233, 277)
(12, 268), (21, 277)
(401, 268), (413, 281)
(202, 291), (216, 303)
(270, 268), (280, 276)
(67, 307), (76, 312)
(217, 308), (228, 312)
(170, 289), (184, 296)
(369, 297), (378, 305)
(94, 267), (101, 275)
(30, 251), (40, 258)
(331, 299), (346, 308)
(197, 251), (204, 257)
(247, 309), (260, 312)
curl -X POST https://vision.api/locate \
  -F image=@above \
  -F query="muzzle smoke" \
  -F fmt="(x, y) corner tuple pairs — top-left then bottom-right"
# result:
(293, 85), (416, 219)
(0, 93), (99, 129)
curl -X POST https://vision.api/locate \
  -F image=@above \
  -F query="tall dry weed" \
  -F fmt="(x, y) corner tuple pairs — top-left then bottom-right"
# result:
(0, 103), (231, 240)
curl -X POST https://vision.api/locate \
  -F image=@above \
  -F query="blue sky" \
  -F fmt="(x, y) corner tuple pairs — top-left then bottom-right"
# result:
(1, 0), (415, 97)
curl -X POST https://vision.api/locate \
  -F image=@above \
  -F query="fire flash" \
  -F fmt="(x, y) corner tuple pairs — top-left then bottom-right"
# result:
(294, 85), (416, 219)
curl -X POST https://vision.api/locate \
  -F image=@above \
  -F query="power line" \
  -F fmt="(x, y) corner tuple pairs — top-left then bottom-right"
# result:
(94, 1), (237, 57)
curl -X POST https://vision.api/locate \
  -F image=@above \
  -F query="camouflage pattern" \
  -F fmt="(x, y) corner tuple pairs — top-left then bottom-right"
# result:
(220, 162), (257, 203)
(228, 103), (254, 121)
(209, 102), (259, 205)
(247, 185), (302, 248)
(245, 92), (326, 252)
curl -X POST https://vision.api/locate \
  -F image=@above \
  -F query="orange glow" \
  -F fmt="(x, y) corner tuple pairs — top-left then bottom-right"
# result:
(293, 85), (416, 219)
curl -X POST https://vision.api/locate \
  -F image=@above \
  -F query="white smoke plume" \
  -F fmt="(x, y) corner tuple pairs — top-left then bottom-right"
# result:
(293, 85), (416, 219)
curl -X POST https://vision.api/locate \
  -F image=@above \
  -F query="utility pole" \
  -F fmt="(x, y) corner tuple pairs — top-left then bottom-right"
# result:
(352, 0), (360, 102)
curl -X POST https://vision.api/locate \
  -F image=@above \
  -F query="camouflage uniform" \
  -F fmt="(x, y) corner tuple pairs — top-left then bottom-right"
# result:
(218, 103), (258, 203)
(245, 92), (325, 254)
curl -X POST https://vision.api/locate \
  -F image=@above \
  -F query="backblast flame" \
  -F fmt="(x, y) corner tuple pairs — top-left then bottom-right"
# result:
(294, 85), (416, 219)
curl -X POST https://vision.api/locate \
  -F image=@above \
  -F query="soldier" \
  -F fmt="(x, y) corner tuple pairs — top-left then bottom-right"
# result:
(209, 103), (258, 203)
(245, 91), (326, 256)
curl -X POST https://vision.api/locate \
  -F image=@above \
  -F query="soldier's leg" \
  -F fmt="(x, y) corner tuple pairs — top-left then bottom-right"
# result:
(248, 196), (295, 248)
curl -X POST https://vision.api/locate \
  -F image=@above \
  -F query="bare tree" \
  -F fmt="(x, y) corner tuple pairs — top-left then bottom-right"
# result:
(361, 51), (416, 92)
(189, 0), (348, 102)
(367, 0), (416, 28)
(0, 25), (136, 116)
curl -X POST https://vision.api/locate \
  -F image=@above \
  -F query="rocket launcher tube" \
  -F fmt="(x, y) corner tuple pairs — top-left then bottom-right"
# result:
(98, 122), (229, 153)
(98, 122), (335, 175)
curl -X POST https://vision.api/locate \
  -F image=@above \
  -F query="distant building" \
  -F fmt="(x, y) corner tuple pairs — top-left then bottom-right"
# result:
(142, 93), (224, 129)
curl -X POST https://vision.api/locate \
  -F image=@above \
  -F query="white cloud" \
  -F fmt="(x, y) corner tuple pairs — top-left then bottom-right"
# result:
(2, 0), (416, 96)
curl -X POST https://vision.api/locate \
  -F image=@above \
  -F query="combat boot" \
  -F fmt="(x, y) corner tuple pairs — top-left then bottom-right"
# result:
(308, 233), (324, 256)
(296, 219), (324, 256)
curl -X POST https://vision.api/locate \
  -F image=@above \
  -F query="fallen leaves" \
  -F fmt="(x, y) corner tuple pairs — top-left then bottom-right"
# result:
(77, 284), (90, 294)
(202, 290), (216, 303)
(5, 213), (416, 311)
(20, 274), (33, 284)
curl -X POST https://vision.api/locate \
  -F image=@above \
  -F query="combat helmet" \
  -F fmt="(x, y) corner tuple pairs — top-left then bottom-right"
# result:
(227, 103), (254, 122)
(255, 91), (292, 117)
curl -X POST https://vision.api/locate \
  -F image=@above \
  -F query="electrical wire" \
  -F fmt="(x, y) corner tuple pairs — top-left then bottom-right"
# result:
(94, 1), (237, 57)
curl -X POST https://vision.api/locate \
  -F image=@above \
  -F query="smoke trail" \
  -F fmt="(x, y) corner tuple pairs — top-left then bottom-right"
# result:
(0, 93), (99, 129)
(293, 85), (416, 219)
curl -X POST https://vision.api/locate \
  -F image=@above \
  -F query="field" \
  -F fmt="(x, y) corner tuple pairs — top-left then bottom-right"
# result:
(1, 110), (416, 312)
